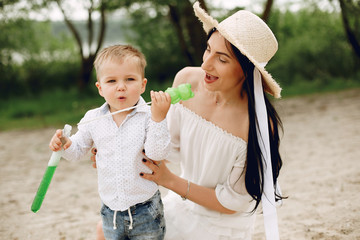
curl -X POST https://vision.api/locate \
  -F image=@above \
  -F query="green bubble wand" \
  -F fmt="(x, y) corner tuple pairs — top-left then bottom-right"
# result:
(31, 124), (72, 213)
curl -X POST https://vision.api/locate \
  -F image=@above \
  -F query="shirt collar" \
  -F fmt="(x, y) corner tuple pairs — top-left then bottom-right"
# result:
(133, 96), (149, 113)
(100, 96), (149, 116)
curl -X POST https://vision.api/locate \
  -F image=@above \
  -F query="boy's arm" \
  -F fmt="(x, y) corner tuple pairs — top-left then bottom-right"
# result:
(62, 129), (93, 161)
(144, 118), (171, 160)
(61, 113), (94, 161)
(150, 90), (171, 122)
(145, 91), (171, 160)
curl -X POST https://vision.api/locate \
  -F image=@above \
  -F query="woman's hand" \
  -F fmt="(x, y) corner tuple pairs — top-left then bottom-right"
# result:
(90, 148), (174, 188)
(141, 154), (235, 214)
(140, 154), (174, 187)
(91, 148), (97, 168)
(89, 148), (236, 214)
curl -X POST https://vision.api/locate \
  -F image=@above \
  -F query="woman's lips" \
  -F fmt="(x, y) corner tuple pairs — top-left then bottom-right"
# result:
(204, 73), (218, 84)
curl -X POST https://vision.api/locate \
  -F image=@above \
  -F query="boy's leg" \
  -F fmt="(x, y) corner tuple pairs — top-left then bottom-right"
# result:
(128, 191), (166, 240)
(96, 220), (105, 240)
(100, 204), (126, 240)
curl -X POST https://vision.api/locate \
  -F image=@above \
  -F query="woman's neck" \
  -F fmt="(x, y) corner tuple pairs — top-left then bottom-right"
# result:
(201, 81), (246, 107)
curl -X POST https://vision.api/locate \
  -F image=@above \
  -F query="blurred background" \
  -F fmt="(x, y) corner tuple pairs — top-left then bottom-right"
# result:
(1, 0), (359, 131)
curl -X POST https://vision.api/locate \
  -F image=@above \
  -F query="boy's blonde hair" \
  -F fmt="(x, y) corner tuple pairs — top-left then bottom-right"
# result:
(94, 44), (147, 79)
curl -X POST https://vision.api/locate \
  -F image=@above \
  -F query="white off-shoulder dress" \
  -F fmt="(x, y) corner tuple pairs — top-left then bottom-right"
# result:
(163, 103), (257, 240)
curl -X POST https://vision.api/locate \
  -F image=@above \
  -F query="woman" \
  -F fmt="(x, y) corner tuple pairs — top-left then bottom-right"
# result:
(95, 2), (284, 239)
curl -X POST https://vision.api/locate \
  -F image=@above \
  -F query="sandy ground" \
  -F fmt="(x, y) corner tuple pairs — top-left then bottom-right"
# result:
(0, 88), (359, 240)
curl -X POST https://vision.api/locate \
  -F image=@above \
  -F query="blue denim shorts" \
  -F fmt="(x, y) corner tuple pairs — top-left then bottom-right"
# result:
(100, 190), (166, 240)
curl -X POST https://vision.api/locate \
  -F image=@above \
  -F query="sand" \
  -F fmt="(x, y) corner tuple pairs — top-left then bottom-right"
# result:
(0, 88), (359, 240)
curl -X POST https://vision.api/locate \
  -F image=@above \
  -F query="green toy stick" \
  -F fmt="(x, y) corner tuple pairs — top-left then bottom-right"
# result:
(78, 83), (194, 126)
(31, 124), (72, 213)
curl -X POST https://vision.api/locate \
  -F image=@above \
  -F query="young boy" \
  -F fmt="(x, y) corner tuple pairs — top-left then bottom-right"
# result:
(49, 45), (171, 239)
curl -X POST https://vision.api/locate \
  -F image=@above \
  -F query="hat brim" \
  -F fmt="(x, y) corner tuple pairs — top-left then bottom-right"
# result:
(193, 2), (281, 98)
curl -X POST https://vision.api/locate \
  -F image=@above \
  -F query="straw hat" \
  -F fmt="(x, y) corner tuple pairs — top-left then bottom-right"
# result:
(193, 2), (281, 98)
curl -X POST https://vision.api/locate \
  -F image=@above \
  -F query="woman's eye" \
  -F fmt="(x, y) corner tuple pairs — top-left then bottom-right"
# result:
(219, 57), (227, 63)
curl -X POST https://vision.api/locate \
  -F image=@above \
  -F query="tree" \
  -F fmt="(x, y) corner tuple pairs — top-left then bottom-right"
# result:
(4, 0), (277, 90)
(0, 17), (78, 98)
(110, 0), (208, 85)
(2, 0), (130, 90)
(53, 0), (107, 89)
(167, 0), (207, 66)
(262, 0), (274, 23)
(167, 0), (275, 65)
(123, 0), (208, 66)
(337, 0), (360, 59)
(118, 0), (276, 85)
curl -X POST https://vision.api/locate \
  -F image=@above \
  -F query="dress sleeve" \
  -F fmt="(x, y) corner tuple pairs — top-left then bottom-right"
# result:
(215, 156), (256, 212)
(166, 104), (181, 163)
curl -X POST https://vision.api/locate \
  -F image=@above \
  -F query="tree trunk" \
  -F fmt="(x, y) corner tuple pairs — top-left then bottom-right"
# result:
(79, 57), (95, 89)
(338, 0), (360, 59)
(167, 0), (207, 66)
(262, 0), (274, 23)
(56, 0), (107, 90)
(168, 4), (195, 65)
(183, 0), (207, 65)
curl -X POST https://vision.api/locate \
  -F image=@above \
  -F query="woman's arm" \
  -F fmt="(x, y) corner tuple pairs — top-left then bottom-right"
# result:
(140, 158), (236, 214)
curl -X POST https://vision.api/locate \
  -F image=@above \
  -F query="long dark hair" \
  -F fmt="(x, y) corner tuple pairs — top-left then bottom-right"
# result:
(208, 28), (284, 212)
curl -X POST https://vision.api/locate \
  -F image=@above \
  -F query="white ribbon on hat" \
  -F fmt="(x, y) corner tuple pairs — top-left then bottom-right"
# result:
(254, 64), (280, 240)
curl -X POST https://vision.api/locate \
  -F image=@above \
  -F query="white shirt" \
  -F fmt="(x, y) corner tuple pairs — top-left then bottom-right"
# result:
(62, 97), (171, 211)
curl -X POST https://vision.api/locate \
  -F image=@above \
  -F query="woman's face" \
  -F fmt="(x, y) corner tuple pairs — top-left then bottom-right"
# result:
(201, 31), (244, 92)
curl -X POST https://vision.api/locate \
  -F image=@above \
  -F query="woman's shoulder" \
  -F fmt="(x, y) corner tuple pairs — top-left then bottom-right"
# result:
(173, 67), (204, 90)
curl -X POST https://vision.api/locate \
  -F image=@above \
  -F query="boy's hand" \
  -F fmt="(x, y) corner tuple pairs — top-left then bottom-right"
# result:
(49, 129), (72, 152)
(150, 91), (171, 122)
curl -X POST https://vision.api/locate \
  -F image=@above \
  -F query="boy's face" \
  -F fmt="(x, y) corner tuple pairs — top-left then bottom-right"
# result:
(96, 58), (147, 113)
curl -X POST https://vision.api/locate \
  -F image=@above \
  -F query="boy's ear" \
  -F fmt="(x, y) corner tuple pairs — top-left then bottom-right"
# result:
(141, 78), (147, 94)
(95, 81), (103, 97)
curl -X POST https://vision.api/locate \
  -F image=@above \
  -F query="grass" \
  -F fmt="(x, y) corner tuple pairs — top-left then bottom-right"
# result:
(1, 79), (359, 132)
(279, 77), (360, 98)
(0, 81), (172, 131)
(0, 89), (102, 131)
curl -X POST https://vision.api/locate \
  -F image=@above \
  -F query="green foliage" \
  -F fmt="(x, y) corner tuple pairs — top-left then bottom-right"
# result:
(0, 19), (78, 99)
(121, 3), (189, 84)
(279, 76), (360, 97)
(0, 88), (102, 130)
(0, 80), (172, 131)
(1, 59), (80, 99)
(0, 19), (75, 60)
(122, 4), (360, 92)
(1, 2), (360, 131)
(267, 9), (359, 87)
